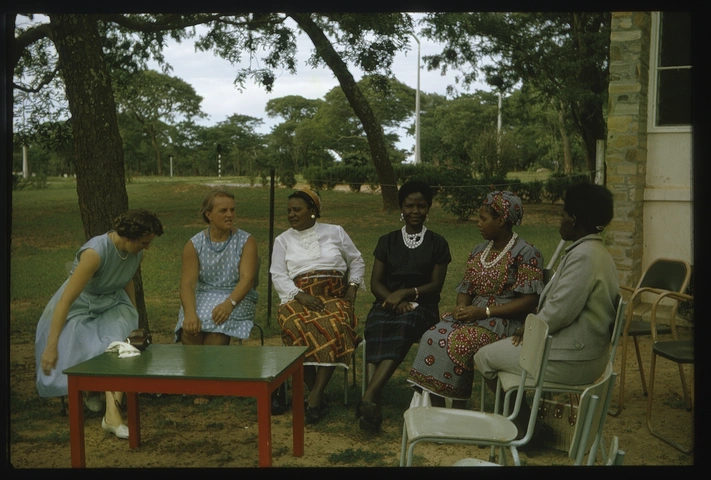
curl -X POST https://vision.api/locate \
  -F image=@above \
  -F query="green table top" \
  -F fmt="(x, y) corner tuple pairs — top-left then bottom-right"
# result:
(63, 344), (308, 382)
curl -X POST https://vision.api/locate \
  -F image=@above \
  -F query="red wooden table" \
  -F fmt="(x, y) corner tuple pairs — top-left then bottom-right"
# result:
(63, 344), (307, 467)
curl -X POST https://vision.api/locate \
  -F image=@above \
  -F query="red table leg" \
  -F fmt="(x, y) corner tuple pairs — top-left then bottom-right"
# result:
(126, 391), (140, 449)
(257, 383), (273, 467)
(291, 361), (304, 457)
(67, 377), (86, 468)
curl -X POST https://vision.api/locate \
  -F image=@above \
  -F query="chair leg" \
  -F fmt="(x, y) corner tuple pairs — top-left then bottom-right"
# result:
(399, 423), (409, 466)
(646, 351), (694, 454)
(343, 366), (348, 405)
(633, 336), (647, 396)
(677, 363), (692, 411)
(610, 334), (629, 416)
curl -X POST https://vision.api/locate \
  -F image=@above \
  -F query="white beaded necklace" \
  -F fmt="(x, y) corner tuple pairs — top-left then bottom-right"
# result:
(111, 232), (129, 261)
(401, 225), (427, 249)
(479, 232), (518, 269)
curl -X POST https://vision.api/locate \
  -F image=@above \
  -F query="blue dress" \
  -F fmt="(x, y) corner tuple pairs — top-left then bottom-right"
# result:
(35, 233), (142, 398)
(175, 229), (258, 341)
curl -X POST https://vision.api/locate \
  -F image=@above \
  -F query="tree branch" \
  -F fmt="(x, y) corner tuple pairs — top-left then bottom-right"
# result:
(100, 13), (225, 32)
(10, 22), (52, 68)
(13, 64), (60, 93)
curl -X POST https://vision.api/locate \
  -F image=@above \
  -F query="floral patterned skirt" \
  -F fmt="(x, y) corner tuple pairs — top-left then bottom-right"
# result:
(407, 313), (521, 400)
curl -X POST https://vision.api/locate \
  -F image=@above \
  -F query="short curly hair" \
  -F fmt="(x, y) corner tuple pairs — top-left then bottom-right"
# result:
(398, 180), (433, 207)
(200, 190), (235, 223)
(113, 209), (164, 240)
(563, 182), (614, 232)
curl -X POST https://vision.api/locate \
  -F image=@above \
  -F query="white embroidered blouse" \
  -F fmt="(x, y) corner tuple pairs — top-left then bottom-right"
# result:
(270, 222), (366, 304)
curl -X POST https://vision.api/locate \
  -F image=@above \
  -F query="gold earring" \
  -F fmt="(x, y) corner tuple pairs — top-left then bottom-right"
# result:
(311, 214), (316, 219)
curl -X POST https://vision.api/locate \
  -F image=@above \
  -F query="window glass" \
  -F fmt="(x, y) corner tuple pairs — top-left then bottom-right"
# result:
(656, 12), (692, 127)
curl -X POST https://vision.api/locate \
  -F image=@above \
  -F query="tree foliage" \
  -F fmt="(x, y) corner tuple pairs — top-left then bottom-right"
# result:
(114, 69), (207, 174)
(420, 12), (610, 176)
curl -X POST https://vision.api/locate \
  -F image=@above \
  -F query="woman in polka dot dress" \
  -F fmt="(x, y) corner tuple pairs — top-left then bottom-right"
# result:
(175, 190), (259, 374)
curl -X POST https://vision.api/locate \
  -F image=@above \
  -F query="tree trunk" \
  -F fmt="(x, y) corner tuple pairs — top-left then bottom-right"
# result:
(148, 124), (163, 175)
(49, 14), (149, 330)
(290, 13), (399, 211)
(576, 102), (607, 180)
(557, 100), (574, 174)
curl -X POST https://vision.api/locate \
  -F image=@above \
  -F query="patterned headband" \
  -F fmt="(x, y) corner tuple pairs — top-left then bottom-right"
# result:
(297, 188), (321, 213)
(483, 190), (524, 226)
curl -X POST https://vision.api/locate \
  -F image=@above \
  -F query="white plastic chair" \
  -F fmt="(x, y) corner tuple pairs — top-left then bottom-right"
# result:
(493, 296), (625, 413)
(453, 365), (623, 466)
(399, 314), (553, 466)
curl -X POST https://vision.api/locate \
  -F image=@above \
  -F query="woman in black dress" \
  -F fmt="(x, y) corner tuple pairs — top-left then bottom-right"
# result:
(358, 181), (452, 432)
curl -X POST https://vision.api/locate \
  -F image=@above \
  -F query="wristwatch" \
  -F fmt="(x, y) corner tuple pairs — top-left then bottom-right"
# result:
(229, 297), (237, 307)
(485, 306), (491, 317)
(349, 281), (360, 288)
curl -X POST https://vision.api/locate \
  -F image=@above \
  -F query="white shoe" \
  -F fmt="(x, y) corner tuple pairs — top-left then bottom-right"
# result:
(84, 394), (104, 413)
(102, 417), (129, 439)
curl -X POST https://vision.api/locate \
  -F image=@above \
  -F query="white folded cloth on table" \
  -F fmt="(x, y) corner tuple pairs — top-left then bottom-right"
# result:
(105, 341), (141, 358)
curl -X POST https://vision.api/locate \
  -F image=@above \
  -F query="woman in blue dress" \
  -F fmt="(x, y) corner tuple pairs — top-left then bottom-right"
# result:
(36, 209), (164, 439)
(175, 190), (259, 403)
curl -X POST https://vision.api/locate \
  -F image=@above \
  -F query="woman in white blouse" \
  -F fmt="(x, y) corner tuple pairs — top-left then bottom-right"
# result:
(270, 189), (365, 425)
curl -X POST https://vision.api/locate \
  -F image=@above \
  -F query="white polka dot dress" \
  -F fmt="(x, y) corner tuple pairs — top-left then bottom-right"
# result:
(175, 229), (258, 341)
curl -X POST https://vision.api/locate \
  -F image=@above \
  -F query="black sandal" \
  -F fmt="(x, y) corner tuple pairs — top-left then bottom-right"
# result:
(357, 401), (382, 432)
(305, 396), (329, 425)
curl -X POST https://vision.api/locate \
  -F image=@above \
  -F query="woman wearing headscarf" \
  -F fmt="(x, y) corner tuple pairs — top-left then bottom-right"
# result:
(270, 189), (365, 424)
(407, 191), (545, 409)
(475, 183), (619, 441)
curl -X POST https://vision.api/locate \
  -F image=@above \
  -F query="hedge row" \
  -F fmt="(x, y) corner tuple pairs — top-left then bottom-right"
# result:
(282, 165), (592, 221)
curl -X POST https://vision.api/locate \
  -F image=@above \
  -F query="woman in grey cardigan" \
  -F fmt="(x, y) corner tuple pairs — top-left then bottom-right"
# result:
(474, 182), (619, 442)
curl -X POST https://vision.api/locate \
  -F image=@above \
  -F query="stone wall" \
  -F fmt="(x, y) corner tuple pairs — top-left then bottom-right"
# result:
(605, 12), (651, 287)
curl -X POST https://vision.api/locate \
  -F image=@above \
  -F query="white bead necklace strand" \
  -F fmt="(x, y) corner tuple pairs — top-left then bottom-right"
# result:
(111, 232), (129, 261)
(479, 232), (518, 269)
(401, 225), (427, 249)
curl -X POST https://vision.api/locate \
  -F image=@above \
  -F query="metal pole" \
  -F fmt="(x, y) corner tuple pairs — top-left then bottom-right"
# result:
(267, 168), (275, 325)
(411, 32), (421, 165)
(170, 156), (173, 178)
(497, 91), (502, 136)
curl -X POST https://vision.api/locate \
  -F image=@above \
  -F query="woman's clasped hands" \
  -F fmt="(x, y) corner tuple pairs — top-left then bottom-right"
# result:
(381, 291), (415, 315)
(452, 305), (485, 323)
(296, 291), (327, 313)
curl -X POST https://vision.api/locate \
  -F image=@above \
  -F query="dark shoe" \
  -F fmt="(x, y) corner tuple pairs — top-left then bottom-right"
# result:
(271, 387), (289, 416)
(305, 400), (329, 425)
(519, 421), (555, 452)
(271, 397), (287, 416)
(357, 401), (382, 432)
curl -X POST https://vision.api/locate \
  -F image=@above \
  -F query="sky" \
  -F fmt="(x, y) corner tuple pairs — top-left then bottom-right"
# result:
(145, 17), (491, 162)
(16, 14), (492, 163)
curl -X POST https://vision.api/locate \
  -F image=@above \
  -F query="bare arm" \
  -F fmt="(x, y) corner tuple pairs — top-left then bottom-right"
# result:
(179, 240), (201, 336)
(124, 279), (137, 308)
(40, 249), (101, 375)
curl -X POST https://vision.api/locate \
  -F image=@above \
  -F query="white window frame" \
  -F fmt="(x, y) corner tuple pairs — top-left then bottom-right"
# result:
(647, 12), (692, 133)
